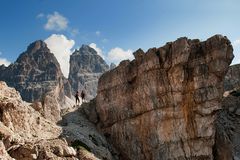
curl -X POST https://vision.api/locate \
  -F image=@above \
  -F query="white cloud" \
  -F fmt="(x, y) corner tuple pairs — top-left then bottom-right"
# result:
(95, 31), (101, 36)
(233, 39), (240, 46)
(0, 58), (11, 66)
(45, 34), (75, 77)
(102, 38), (108, 43)
(89, 43), (105, 59)
(70, 28), (79, 36)
(44, 12), (68, 31)
(0, 51), (11, 66)
(107, 47), (133, 65)
(37, 13), (44, 19)
(232, 39), (240, 65)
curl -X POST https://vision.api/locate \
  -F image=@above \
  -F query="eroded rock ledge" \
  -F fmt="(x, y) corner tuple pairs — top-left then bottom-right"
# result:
(96, 35), (233, 160)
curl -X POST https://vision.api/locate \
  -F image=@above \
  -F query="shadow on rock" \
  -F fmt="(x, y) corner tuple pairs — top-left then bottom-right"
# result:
(57, 99), (119, 160)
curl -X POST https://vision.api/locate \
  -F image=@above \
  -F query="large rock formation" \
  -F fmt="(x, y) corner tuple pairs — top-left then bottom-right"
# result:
(0, 40), (73, 122)
(96, 35), (233, 159)
(69, 45), (109, 101)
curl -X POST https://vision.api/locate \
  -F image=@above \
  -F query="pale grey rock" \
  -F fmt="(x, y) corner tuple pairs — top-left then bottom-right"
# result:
(68, 45), (109, 101)
(110, 63), (116, 70)
(59, 104), (118, 160)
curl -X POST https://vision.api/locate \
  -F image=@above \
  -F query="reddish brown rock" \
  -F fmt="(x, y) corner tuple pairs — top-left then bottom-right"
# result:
(96, 35), (233, 160)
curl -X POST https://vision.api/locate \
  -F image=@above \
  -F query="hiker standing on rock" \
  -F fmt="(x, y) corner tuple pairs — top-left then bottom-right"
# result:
(81, 90), (85, 103)
(75, 91), (80, 105)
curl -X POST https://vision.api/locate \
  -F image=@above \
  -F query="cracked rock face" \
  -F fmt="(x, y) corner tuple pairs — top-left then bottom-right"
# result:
(0, 81), (104, 160)
(96, 35), (233, 160)
(69, 45), (109, 101)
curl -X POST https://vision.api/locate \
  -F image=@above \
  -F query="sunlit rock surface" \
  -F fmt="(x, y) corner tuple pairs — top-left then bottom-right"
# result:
(96, 35), (233, 160)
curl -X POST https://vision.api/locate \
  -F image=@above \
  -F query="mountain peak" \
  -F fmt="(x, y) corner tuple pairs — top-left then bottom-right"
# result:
(73, 44), (97, 55)
(27, 40), (48, 53)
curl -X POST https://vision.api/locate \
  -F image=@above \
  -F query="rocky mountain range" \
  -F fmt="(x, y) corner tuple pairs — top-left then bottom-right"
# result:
(0, 41), (111, 121)
(0, 35), (240, 160)
(68, 45), (109, 100)
(0, 40), (73, 122)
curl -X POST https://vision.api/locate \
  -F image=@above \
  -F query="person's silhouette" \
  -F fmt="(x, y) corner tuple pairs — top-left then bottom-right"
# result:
(75, 91), (80, 105)
(81, 90), (85, 103)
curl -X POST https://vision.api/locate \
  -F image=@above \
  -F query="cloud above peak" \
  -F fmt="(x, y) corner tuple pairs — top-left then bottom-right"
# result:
(0, 51), (11, 66)
(232, 38), (240, 65)
(89, 43), (134, 65)
(36, 13), (44, 19)
(45, 34), (75, 77)
(233, 39), (240, 46)
(107, 47), (134, 65)
(44, 12), (68, 31)
(0, 58), (11, 66)
(95, 31), (101, 36)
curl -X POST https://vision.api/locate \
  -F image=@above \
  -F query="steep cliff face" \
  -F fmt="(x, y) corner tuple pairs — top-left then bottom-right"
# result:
(0, 40), (73, 122)
(69, 45), (109, 100)
(96, 35), (233, 160)
(224, 64), (240, 91)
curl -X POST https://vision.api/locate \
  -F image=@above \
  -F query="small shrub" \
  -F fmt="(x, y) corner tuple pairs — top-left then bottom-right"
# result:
(71, 140), (91, 152)
(0, 133), (4, 140)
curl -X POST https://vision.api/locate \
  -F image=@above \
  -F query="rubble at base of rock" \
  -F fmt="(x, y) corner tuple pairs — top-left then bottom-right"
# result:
(0, 81), (115, 160)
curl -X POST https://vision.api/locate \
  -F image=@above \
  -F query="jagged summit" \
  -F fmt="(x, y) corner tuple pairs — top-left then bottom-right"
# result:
(0, 40), (72, 122)
(110, 63), (116, 70)
(16, 40), (57, 65)
(69, 44), (109, 100)
(70, 44), (108, 73)
(27, 40), (48, 52)
(73, 44), (98, 55)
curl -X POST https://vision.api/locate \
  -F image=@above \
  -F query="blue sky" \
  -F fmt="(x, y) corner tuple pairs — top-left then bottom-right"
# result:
(0, 0), (240, 76)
